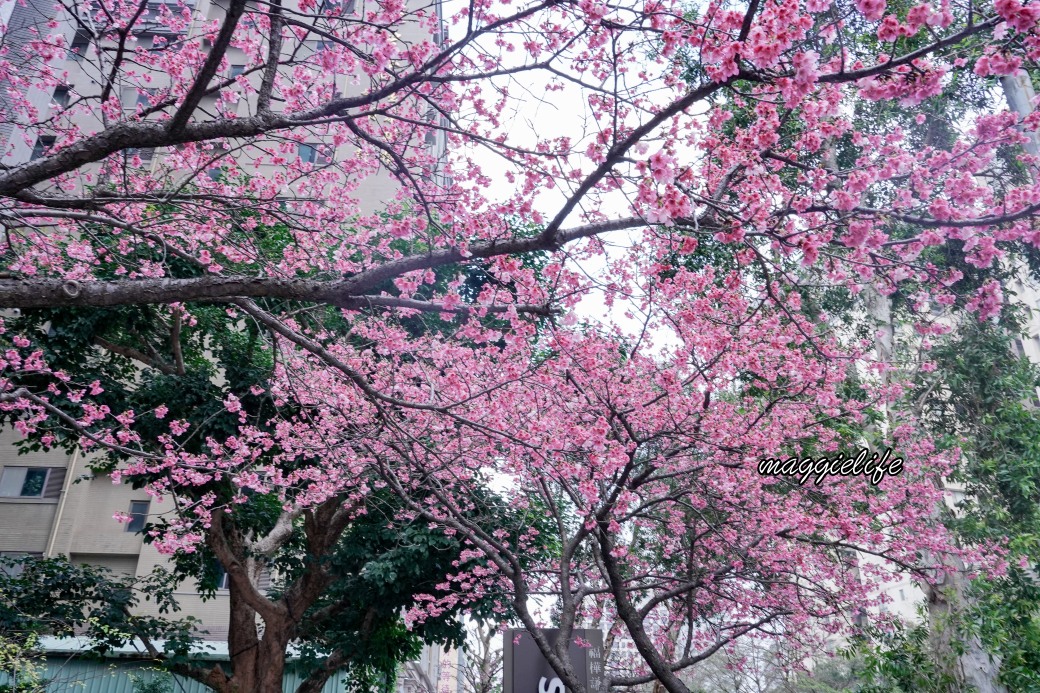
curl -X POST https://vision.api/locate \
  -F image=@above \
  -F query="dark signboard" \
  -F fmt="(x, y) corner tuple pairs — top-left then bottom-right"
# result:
(503, 628), (605, 693)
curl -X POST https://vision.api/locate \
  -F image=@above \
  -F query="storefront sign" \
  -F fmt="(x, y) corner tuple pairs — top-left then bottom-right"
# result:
(503, 628), (604, 693)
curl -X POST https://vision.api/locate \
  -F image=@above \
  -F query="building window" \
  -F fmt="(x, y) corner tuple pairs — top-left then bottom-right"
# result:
(68, 30), (90, 60)
(0, 467), (48, 497)
(297, 143), (331, 165)
(0, 552), (42, 578)
(145, 33), (181, 50)
(122, 87), (158, 112)
(319, 0), (355, 16)
(207, 561), (269, 592)
(0, 466), (66, 499)
(52, 86), (71, 108)
(214, 561), (231, 590)
(30, 136), (56, 161)
(137, 5), (184, 47)
(229, 64), (246, 78)
(140, 2), (177, 29)
(124, 147), (156, 164)
(126, 500), (150, 533)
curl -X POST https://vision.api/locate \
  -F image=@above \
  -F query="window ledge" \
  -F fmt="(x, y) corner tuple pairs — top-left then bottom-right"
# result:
(0, 496), (58, 504)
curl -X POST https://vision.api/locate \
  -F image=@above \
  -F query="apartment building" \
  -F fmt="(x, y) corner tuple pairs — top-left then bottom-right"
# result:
(0, 0), (455, 688)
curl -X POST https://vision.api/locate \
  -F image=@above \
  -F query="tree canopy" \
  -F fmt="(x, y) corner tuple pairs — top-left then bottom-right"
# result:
(3, 0), (1040, 689)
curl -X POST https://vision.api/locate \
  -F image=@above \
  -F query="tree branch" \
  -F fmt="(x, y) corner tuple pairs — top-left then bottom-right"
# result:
(167, 0), (250, 133)
(0, 275), (556, 313)
(94, 335), (178, 375)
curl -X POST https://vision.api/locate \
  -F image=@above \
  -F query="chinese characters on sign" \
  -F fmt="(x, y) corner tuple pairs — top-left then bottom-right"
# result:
(503, 628), (605, 693)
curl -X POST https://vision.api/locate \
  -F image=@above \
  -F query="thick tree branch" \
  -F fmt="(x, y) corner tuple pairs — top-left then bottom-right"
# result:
(169, 312), (186, 375)
(606, 614), (785, 688)
(257, 0), (285, 114)
(0, 388), (164, 460)
(208, 512), (286, 624)
(0, 216), (641, 310)
(598, 529), (693, 693)
(294, 648), (352, 693)
(0, 275), (555, 313)
(94, 335), (178, 375)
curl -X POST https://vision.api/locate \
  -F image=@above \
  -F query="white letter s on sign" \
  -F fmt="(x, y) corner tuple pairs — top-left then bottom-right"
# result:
(538, 677), (565, 693)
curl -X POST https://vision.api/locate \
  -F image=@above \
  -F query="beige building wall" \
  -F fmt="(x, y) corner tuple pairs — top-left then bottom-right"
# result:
(134, 538), (233, 640)
(0, 433), (73, 553)
(48, 461), (150, 557)
(0, 434), (234, 639)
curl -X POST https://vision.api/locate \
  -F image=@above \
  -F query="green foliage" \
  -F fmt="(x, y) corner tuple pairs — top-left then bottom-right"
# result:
(0, 555), (198, 660)
(365, 214), (552, 346)
(850, 618), (958, 693)
(284, 488), (551, 693)
(0, 633), (48, 693)
(845, 317), (1040, 691)
(129, 671), (175, 693)
(969, 571), (1040, 691)
(913, 318), (1040, 690)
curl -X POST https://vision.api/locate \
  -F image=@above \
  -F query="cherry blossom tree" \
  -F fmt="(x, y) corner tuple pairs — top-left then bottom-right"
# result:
(1, 0), (1040, 689)
(369, 278), (1002, 693)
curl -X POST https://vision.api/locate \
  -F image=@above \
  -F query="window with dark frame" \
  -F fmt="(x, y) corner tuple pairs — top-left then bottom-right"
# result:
(298, 143), (318, 164)
(214, 561), (230, 590)
(137, 4), (185, 46)
(318, 0), (355, 16)
(209, 561), (271, 592)
(126, 500), (150, 533)
(0, 466), (66, 498)
(68, 30), (90, 60)
(52, 86), (71, 108)
(297, 143), (331, 165)
(122, 87), (158, 112)
(30, 136), (56, 161)
(145, 33), (178, 50)
(124, 147), (156, 164)
(0, 467), (48, 497)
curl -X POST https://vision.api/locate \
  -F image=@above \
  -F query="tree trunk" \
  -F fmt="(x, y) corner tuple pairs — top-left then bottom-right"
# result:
(917, 67), (1040, 693)
(255, 631), (291, 693)
(217, 571), (292, 693)
(864, 283), (1007, 691)
(862, 284), (893, 386)
(227, 621), (291, 693)
(926, 567), (1006, 693)
(1001, 72), (1040, 159)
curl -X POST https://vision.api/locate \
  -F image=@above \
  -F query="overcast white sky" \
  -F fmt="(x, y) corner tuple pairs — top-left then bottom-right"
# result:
(437, 2), (676, 340)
